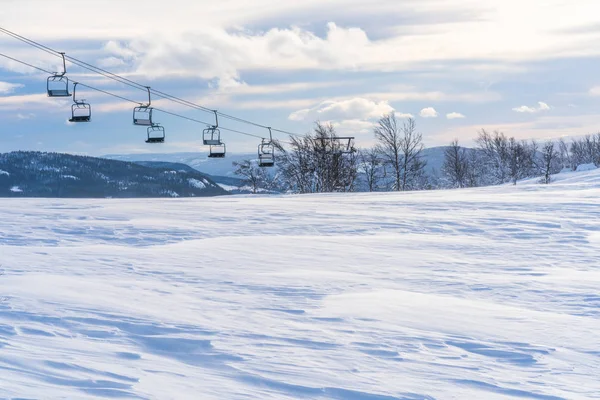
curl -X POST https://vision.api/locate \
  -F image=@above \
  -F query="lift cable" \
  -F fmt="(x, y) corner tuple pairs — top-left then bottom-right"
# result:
(0, 51), (268, 140)
(0, 25), (304, 138)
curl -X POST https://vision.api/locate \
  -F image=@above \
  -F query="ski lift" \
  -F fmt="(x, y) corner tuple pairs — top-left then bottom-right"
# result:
(133, 86), (153, 126)
(47, 52), (71, 97)
(68, 82), (91, 122)
(203, 110), (221, 145)
(208, 142), (226, 158)
(320, 136), (356, 155)
(338, 137), (356, 154)
(258, 127), (275, 167)
(146, 124), (165, 143)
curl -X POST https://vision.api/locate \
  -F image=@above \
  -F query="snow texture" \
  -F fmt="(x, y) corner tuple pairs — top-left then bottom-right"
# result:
(0, 169), (599, 399)
(188, 178), (206, 189)
(576, 163), (597, 172)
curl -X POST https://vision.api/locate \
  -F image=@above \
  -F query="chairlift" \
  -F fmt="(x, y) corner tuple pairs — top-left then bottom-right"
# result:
(258, 127), (275, 167)
(338, 137), (356, 154)
(47, 52), (71, 97)
(208, 142), (226, 158)
(133, 86), (153, 126)
(203, 110), (221, 145)
(321, 136), (356, 155)
(69, 82), (91, 122)
(146, 124), (165, 143)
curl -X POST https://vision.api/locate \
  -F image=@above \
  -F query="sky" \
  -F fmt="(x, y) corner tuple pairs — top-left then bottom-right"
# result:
(1, 0), (600, 155)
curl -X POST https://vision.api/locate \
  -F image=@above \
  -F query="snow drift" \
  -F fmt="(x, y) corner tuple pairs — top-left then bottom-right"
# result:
(0, 169), (599, 399)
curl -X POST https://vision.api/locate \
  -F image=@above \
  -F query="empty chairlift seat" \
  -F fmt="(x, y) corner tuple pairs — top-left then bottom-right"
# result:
(47, 75), (71, 97)
(203, 126), (221, 145)
(69, 103), (91, 122)
(146, 125), (165, 143)
(69, 83), (91, 122)
(47, 53), (71, 97)
(134, 106), (153, 126)
(258, 141), (275, 167)
(208, 143), (226, 158)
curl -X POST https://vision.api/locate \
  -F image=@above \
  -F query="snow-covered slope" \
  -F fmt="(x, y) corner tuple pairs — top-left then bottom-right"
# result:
(1, 170), (599, 399)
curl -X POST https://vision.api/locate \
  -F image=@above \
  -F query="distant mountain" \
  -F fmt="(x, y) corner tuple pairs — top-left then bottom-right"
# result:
(0, 151), (228, 198)
(105, 147), (453, 179)
(104, 152), (256, 178)
(133, 160), (248, 193)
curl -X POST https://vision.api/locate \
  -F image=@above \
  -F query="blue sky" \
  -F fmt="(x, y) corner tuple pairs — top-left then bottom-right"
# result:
(1, 0), (600, 155)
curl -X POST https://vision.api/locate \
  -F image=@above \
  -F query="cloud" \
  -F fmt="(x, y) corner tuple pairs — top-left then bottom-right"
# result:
(419, 107), (438, 118)
(446, 112), (465, 119)
(512, 102), (551, 113)
(589, 87), (600, 96)
(16, 113), (36, 120)
(0, 82), (24, 94)
(289, 98), (394, 121)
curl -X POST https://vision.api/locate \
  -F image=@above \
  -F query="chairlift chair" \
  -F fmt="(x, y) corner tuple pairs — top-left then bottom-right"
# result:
(258, 128), (275, 167)
(69, 82), (91, 122)
(208, 142), (226, 158)
(133, 86), (154, 126)
(47, 52), (71, 97)
(146, 124), (165, 143)
(203, 110), (221, 145)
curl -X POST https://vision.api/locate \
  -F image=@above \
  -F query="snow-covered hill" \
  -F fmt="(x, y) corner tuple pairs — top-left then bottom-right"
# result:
(105, 147), (452, 180)
(1, 169), (599, 399)
(104, 152), (256, 178)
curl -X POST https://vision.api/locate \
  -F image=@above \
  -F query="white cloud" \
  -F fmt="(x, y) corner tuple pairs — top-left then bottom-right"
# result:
(0, 82), (24, 94)
(446, 112), (465, 119)
(512, 101), (551, 113)
(16, 113), (35, 120)
(419, 107), (438, 118)
(289, 98), (394, 122)
(589, 87), (600, 96)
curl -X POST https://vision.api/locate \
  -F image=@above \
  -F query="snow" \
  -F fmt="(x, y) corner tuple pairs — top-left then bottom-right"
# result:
(8, 186), (22, 193)
(188, 178), (206, 189)
(1, 169), (599, 399)
(0, 170), (9, 176)
(576, 163), (597, 172)
(218, 183), (239, 191)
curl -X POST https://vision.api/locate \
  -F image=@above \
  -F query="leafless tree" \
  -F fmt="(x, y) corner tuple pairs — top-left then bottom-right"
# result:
(476, 129), (510, 185)
(276, 122), (359, 193)
(557, 138), (572, 170)
(359, 148), (385, 192)
(442, 139), (470, 188)
(539, 141), (561, 184)
(374, 113), (426, 191)
(232, 159), (269, 194)
(508, 137), (536, 185)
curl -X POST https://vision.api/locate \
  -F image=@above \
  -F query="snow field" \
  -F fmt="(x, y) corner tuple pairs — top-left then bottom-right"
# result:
(0, 169), (599, 399)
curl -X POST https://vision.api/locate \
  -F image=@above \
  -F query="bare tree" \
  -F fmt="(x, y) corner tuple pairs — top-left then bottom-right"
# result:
(359, 148), (385, 192)
(374, 112), (402, 191)
(276, 122), (359, 194)
(232, 159), (268, 194)
(539, 141), (561, 184)
(508, 138), (536, 185)
(476, 129), (510, 185)
(557, 138), (571, 170)
(374, 113), (426, 191)
(442, 139), (470, 188)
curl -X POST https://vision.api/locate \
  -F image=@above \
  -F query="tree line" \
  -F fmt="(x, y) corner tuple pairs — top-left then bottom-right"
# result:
(233, 112), (600, 194)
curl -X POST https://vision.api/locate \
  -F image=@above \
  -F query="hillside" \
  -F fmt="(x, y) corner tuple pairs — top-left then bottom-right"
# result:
(0, 168), (598, 398)
(105, 152), (254, 178)
(0, 151), (228, 198)
(134, 160), (247, 191)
